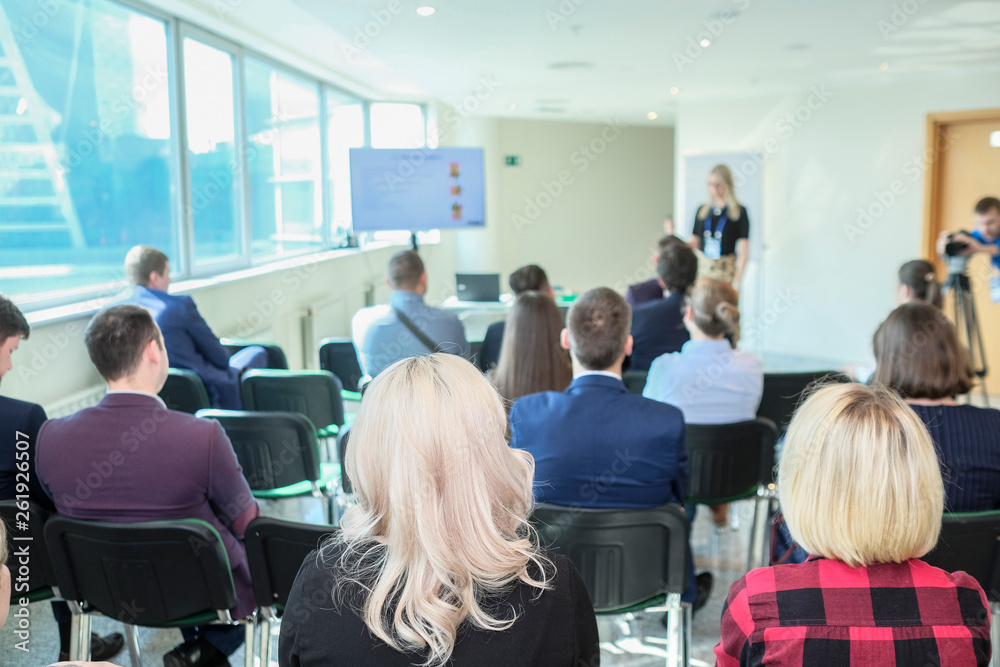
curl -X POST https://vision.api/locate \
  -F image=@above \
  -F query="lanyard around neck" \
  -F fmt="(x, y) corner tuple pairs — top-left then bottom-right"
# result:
(705, 207), (728, 239)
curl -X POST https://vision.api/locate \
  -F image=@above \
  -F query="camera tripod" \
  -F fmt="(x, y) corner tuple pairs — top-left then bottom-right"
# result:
(944, 272), (989, 406)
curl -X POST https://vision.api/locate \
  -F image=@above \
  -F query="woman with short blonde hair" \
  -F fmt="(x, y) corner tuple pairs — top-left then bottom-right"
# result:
(716, 383), (990, 665)
(279, 354), (598, 667)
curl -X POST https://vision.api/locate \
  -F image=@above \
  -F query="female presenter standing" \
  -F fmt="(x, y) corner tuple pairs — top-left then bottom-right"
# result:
(689, 165), (750, 288)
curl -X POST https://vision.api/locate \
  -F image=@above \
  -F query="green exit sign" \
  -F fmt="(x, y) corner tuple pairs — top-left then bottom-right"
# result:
(504, 155), (521, 167)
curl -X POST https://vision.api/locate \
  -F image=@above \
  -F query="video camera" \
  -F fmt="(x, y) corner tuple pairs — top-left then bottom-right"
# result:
(944, 230), (971, 275)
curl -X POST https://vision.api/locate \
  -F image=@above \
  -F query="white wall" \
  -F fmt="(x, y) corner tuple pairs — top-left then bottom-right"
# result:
(676, 73), (1000, 364)
(10, 240), (458, 411)
(449, 117), (675, 295)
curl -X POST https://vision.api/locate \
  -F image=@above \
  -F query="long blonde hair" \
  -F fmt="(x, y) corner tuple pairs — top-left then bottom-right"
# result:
(697, 164), (742, 221)
(779, 383), (944, 568)
(332, 354), (551, 665)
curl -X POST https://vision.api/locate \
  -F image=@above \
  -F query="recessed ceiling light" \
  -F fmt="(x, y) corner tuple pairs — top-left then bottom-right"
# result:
(548, 61), (595, 70)
(647, 112), (658, 120)
(786, 43), (810, 51)
(670, 87), (679, 95)
(508, 103), (518, 111)
(416, 6), (436, 16)
(880, 62), (889, 71)
(990, 131), (1000, 148)
(700, 38), (711, 47)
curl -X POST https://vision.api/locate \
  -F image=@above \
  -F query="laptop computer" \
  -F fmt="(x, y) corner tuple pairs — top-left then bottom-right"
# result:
(455, 273), (501, 302)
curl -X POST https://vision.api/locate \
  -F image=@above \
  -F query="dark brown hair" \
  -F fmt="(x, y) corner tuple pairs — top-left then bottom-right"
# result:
(689, 278), (740, 338)
(974, 196), (1000, 216)
(85, 305), (163, 382)
(657, 242), (698, 294)
(872, 302), (974, 399)
(125, 245), (169, 287)
(387, 250), (425, 290)
(657, 235), (684, 252)
(492, 292), (571, 403)
(898, 260), (942, 309)
(0, 294), (29, 342)
(566, 287), (631, 371)
(508, 265), (550, 295)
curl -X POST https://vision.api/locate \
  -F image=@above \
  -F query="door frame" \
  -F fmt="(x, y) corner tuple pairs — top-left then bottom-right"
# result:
(922, 108), (1000, 262)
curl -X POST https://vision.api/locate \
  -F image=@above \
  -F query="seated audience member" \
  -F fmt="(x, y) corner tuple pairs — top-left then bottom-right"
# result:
(629, 240), (698, 371)
(644, 278), (762, 528)
(0, 295), (124, 664)
(119, 245), (267, 409)
(717, 383), (991, 665)
(279, 354), (599, 666)
(352, 250), (468, 377)
(873, 302), (1000, 511)
(509, 287), (710, 608)
(37, 305), (258, 667)
(479, 264), (554, 371)
(898, 259), (942, 308)
(625, 233), (683, 307)
(491, 291), (572, 405)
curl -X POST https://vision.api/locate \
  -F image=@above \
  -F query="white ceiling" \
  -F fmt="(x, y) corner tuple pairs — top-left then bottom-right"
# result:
(190, 0), (1000, 125)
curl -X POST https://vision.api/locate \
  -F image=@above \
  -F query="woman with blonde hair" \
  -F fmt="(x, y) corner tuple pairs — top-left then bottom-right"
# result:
(491, 291), (572, 405)
(278, 354), (598, 667)
(688, 164), (751, 287)
(716, 383), (991, 665)
(874, 302), (1000, 512)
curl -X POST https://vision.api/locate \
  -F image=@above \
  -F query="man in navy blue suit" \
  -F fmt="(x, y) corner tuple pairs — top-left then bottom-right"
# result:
(510, 286), (710, 608)
(120, 246), (266, 409)
(0, 294), (125, 663)
(628, 240), (698, 371)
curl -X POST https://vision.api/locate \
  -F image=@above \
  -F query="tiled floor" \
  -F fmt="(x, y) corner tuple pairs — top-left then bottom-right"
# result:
(1, 492), (757, 666)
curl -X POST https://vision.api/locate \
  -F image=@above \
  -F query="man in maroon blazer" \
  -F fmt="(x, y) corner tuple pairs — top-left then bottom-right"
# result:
(37, 305), (258, 667)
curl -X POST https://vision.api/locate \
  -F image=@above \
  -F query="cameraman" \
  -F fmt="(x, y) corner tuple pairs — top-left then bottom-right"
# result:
(937, 196), (1000, 271)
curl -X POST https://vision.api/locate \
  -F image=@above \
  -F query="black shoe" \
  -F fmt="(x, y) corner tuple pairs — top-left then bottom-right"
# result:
(57, 632), (125, 663)
(163, 637), (226, 667)
(693, 572), (714, 614)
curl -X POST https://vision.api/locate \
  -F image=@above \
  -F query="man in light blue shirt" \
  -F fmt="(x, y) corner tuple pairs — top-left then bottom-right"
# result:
(353, 250), (468, 377)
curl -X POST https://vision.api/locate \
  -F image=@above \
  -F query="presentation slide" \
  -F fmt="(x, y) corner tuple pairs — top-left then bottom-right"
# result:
(349, 147), (486, 231)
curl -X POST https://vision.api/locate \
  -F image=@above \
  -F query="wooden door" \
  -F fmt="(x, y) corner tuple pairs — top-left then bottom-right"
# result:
(923, 109), (1000, 395)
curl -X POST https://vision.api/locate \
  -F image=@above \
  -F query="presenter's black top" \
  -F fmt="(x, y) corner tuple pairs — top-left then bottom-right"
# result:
(909, 403), (1000, 512)
(692, 204), (750, 257)
(278, 546), (599, 667)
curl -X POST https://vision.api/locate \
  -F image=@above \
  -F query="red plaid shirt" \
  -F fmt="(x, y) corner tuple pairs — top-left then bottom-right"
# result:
(715, 557), (991, 666)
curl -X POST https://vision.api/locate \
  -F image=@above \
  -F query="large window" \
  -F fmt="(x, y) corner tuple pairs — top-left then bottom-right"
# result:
(244, 57), (322, 261)
(0, 0), (175, 306)
(325, 90), (364, 245)
(370, 102), (425, 149)
(183, 37), (241, 266)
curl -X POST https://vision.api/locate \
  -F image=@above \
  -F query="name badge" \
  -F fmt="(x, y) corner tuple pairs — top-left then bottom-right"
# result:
(991, 275), (1000, 304)
(704, 234), (722, 260)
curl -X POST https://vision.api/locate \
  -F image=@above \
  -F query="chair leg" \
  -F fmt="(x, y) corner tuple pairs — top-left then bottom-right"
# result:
(245, 616), (256, 667)
(991, 602), (999, 667)
(259, 617), (271, 667)
(663, 593), (683, 667)
(748, 492), (770, 571)
(69, 612), (92, 662)
(123, 624), (142, 667)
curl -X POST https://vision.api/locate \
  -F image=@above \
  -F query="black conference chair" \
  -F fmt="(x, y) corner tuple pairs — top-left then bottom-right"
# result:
(158, 368), (212, 414)
(318, 337), (365, 399)
(197, 410), (340, 523)
(531, 503), (690, 667)
(622, 370), (649, 395)
(244, 517), (338, 666)
(44, 516), (250, 667)
(756, 371), (849, 436)
(0, 500), (57, 604)
(923, 510), (1000, 667)
(221, 339), (289, 370)
(685, 417), (778, 570)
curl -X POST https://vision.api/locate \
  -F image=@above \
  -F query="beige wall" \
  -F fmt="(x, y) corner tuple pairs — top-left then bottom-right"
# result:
(450, 117), (675, 295)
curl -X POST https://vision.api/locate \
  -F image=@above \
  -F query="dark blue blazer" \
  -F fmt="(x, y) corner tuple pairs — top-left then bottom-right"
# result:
(120, 286), (240, 409)
(625, 278), (663, 308)
(629, 291), (690, 372)
(509, 374), (687, 508)
(0, 395), (52, 511)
